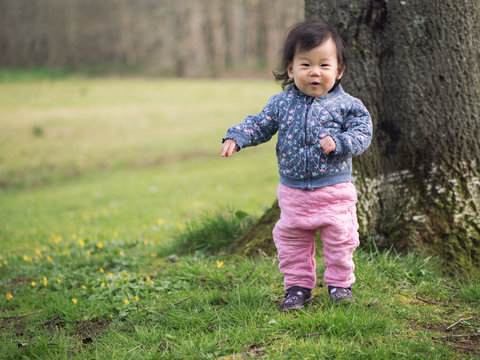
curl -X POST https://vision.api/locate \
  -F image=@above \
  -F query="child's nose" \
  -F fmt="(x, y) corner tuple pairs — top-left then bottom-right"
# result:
(310, 66), (321, 76)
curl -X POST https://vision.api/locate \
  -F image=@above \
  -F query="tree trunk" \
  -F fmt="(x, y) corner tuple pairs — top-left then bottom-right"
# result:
(231, 0), (480, 274)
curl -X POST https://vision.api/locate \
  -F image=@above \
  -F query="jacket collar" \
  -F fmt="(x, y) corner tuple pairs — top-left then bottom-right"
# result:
(289, 83), (344, 101)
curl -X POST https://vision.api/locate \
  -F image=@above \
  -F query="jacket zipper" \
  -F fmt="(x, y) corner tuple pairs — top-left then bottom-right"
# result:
(304, 97), (314, 190)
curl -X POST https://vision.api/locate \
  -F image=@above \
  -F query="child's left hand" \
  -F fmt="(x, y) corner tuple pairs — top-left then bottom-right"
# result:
(320, 136), (336, 155)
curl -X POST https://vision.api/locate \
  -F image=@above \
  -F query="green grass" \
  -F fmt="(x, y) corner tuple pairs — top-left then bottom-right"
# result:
(0, 76), (278, 190)
(1, 236), (479, 359)
(1, 76), (479, 359)
(0, 77), (279, 254)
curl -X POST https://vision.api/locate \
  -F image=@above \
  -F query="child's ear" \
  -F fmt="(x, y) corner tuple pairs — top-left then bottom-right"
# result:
(337, 64), (345, 80)
(287, 63), (294, 79)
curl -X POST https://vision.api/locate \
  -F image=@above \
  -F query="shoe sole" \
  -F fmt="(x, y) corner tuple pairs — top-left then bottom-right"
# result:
(330, 296), (355, 304)
(281, 296), (313, 311)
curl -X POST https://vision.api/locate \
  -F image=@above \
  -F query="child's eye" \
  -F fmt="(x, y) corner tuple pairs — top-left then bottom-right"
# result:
(301, 63), (310, 67)
(321, 64), (329, 67)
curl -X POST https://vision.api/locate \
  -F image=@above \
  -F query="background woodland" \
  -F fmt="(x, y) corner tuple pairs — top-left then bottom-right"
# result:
(0, 0), (303, 77)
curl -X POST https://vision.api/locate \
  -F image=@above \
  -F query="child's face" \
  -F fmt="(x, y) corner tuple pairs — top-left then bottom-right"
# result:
(287, 37), (344, 98)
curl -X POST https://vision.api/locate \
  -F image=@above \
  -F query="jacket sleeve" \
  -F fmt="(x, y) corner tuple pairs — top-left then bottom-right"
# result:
(331, 99), (373, 157)
(222, 94), (280, 150)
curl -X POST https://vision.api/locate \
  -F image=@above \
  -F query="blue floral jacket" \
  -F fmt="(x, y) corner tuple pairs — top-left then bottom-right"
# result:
(223, 84), (373, 190)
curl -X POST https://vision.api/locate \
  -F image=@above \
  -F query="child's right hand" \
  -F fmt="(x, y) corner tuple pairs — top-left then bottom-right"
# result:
(221, 139), (238, 158)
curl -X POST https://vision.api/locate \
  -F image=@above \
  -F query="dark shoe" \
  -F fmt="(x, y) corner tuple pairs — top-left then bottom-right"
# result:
(281, 286), (313, 311)
(328, 286), (353, 304)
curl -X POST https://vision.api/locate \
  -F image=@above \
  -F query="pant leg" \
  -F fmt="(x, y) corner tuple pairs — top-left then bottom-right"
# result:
(273, 220), (316, 290)
(273, 184), (317, 290)
(319, 183), (359, 288)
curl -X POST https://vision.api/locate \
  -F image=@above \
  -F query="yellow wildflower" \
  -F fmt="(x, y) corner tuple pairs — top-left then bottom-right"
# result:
(87, 250), (91, 256)
(3, 260), (7, 266)
(81, 285), (86, 290)
(6, 293), (13, 300)
(46, 256), (53, 262)
(113, 230), (119, 237)
(56, 278), (61, 284)
(31, 281), (37, 287)
(99, 268), (104, 273)
(134, 295), (139, 302)
(119, 251), (124, 256)
(150, 253), (157, 258)
(54, 236), (62, 244)
(108, 273), (114, 277)
(35, 249), (42, 256)
(109, 314), (113, 319)
(72, 298), (77, 304)
(72, 233), (77, 239)
(78, 238), (85, 247)
(216, 260), (225, 268)
(97, 242), (104, 249)
(100, 282), (105, 288)
(157, 218), (165, 226)
(124, 299), (130, 305)
(23, 255), (32, 262)
(43, 277), (48, 287)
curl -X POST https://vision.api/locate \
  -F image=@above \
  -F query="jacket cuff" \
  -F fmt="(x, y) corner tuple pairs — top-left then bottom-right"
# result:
(331, 135), (345, 156)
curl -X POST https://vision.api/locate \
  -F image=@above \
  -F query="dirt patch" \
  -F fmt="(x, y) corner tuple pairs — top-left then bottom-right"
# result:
(2, 314), (111, 352)
(414, 317), (480, 356)
(73, 318), (111, 344)
(432, 333), (480, 356)
(40, 315), (66, 337)
(0, 314), (29, 336)
(9, 277), (35, 286)
(0, 312), (50, 350)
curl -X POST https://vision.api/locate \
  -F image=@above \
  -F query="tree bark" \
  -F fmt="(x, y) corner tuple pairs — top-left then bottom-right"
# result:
(231, 0), (480, 274)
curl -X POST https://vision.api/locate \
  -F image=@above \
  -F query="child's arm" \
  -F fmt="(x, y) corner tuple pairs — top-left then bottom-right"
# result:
(221, 95), (280, 156)
(329, 100), (373, 157)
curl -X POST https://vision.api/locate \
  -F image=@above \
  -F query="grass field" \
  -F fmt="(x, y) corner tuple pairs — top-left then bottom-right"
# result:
(1, 74), (479, 359)
(0, 76), (279, 253)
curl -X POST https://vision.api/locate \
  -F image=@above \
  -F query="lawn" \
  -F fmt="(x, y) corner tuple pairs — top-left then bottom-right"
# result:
(0, 76), (279, 253)
(0, 74), (479, 359)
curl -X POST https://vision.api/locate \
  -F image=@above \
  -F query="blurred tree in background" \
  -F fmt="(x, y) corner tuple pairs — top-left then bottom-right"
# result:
(0, 0), (303, 77)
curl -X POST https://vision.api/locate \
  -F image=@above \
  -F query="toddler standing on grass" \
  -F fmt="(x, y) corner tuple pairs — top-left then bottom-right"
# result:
(221, 20), (373, 310)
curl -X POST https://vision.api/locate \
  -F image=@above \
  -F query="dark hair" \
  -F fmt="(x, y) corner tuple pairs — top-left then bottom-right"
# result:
(274, 19), (348, 90)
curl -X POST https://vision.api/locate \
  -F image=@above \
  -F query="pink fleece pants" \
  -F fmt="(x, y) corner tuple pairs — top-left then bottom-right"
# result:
(272, 182), (360, 291)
